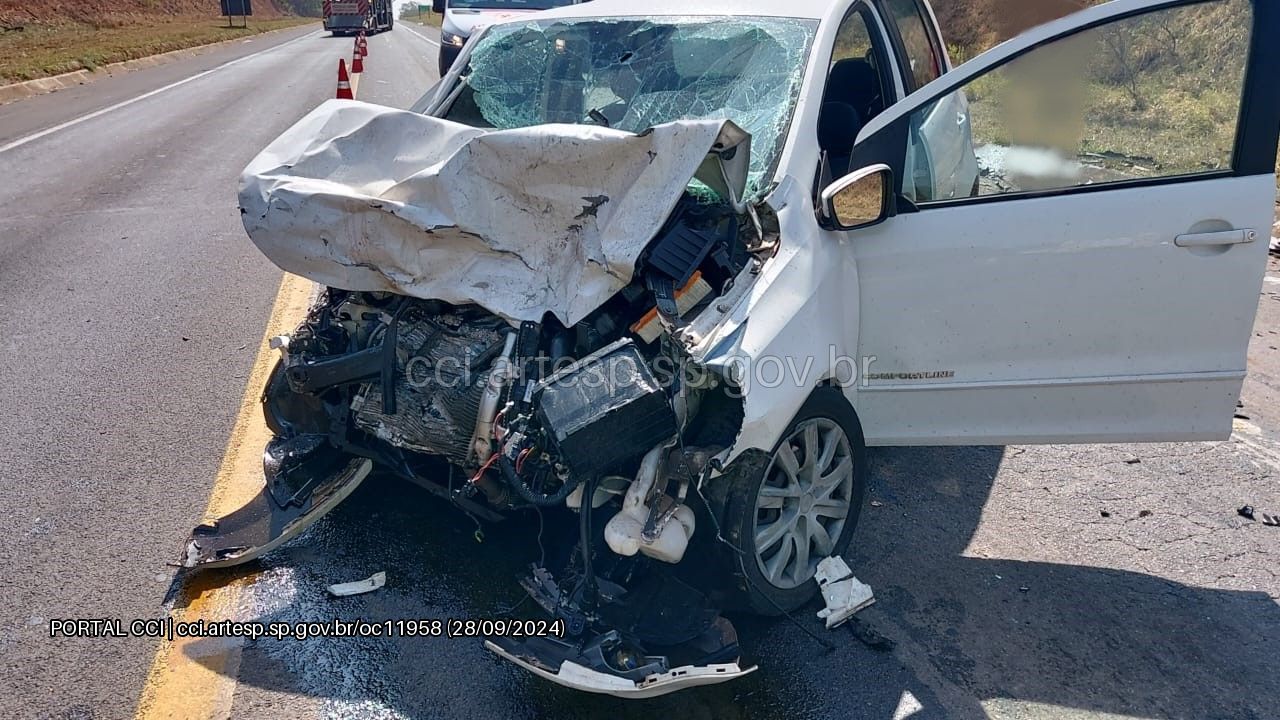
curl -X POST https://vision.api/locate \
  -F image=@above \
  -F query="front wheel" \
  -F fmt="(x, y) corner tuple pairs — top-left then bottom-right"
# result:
(717, 387), (866, 615)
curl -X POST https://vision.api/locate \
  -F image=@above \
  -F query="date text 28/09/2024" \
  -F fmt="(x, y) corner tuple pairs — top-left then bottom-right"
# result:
(47, 617), (567, 641)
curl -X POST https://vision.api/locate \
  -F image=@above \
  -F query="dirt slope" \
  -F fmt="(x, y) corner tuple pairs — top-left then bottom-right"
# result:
(930, 0), (1093, 56)
(0, 0), (305, 26)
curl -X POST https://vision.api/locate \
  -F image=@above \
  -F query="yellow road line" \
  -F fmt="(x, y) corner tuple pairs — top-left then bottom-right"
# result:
(134, 272), (314, 720)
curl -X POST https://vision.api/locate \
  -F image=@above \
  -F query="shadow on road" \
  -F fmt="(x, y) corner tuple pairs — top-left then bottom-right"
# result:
(181, 445), (1279, 719)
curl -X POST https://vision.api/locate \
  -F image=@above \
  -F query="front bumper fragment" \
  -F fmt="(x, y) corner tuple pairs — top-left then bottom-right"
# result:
(181, 437), (371, 569)
(485, 633), (756, 699)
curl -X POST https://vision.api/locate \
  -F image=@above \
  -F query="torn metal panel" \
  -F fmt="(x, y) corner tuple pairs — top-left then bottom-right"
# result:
(239, 101), (748, 325)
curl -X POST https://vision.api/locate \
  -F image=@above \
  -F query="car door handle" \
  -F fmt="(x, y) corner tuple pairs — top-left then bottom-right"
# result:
(1174, 229), (1257, 247)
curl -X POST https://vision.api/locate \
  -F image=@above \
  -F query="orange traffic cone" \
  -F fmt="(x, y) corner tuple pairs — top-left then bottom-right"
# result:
(359, 38), (368, 57)
(336, 58), (353, 99)
(351, 50), (364, 74)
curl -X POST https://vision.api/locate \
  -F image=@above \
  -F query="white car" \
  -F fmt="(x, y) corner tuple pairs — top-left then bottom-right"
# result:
(431, 0), (582, 75)
(195, 0), (1279, 698)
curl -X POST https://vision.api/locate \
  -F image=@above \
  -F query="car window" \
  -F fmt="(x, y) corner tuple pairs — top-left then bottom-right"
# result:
(818, 8), (885, 181)
(881, 0), (942, 91)
(904, 0), (1251, 204)
(831, 7), (874, 65)
(819, 7), (890, 181)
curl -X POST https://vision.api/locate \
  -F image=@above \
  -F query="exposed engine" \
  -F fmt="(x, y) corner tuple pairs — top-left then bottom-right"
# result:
(265, 295), (509, 466)
(188, 190), (768, 696)
(263, 191), (759, 513)
(349, 305), (508, 466)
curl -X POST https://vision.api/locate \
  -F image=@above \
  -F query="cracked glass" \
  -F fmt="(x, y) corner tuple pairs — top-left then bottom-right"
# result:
(442, 15), (818, 199)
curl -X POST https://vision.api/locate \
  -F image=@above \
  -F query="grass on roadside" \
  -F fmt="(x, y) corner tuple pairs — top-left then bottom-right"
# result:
(0, 16), (316, 83)
(400, 8), (442, 29)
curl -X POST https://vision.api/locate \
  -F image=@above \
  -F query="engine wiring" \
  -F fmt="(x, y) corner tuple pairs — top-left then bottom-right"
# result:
(468, 452), (499, 485)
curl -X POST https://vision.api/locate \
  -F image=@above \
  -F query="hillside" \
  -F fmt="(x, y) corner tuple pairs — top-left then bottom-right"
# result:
(930, 0), (1094, 60)
(0, 0), (325, 26)
(0, 0), (317, 82)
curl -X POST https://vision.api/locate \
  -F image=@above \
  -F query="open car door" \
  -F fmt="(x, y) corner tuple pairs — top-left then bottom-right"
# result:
(840, 0), (1279, 446)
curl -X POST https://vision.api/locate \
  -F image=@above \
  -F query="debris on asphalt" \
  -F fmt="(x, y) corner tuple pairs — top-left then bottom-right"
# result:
(1100, 510), (1112, 518)
(845, 617), (895, 652)
(814, 556), (875, 630)
(1124, 458), (1141, 464)
(1138, 510), (1152, 518)
(870, 500), (884, 508)
(327, 571), (386, 597)
(1263, 514), (1280, 527)
(1237, 505), (1255, 520)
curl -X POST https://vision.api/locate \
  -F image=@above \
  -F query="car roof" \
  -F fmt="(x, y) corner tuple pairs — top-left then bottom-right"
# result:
(529, 0), (836, 22)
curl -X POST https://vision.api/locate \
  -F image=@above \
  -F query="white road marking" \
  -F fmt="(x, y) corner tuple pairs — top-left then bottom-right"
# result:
(0, 30), (320, 155)
(1232, 418), (1280, 472)
(400, 24), (442, 48)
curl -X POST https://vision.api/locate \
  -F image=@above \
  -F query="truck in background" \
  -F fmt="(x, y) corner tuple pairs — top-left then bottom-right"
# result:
(324, 0), (393, 36)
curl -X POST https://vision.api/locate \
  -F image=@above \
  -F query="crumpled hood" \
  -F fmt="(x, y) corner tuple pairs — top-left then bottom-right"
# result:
(239, 100), (747, 325)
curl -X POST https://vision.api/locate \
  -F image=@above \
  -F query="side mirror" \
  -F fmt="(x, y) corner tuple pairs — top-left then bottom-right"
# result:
(431, 0), (445, 14)
(819, 164), (893, 231)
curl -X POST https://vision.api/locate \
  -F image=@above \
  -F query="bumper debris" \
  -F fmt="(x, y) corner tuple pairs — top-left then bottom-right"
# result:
(485, 636), (755, 699)
(327, 571), (386, 597)
(181, 437), (371, 569)
(815, 556), (875, 630)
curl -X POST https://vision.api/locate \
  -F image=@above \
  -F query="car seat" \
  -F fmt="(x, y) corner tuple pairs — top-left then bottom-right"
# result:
(826, 58), (884, 123)
(818, 101), (862, 181)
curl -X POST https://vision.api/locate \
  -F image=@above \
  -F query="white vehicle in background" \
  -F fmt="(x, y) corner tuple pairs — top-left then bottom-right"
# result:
(199, 0), (1278, 699)
(431, 0), (582, 75)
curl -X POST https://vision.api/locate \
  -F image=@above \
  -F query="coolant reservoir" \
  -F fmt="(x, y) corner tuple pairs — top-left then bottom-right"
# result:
(605, 501), (696, 564)
(604, 454), (697, 564)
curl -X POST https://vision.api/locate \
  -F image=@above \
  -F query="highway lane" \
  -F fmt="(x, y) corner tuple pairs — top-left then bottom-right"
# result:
(0, 24), (439, 719)
(0, 24), (318, 150)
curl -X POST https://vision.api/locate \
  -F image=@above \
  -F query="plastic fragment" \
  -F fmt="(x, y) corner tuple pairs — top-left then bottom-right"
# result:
(327, 571), (386, 597)
(814, 556), (874, 630)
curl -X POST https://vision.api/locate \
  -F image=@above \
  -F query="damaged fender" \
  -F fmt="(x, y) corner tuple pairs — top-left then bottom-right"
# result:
(680, 174), (862, 462)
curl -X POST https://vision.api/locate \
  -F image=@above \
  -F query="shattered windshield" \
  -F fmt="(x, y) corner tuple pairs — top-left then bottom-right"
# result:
(441, 16), (817, 197)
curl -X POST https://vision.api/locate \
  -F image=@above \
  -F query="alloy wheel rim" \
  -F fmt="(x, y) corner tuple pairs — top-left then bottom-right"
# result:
(752, 418), (854, 589)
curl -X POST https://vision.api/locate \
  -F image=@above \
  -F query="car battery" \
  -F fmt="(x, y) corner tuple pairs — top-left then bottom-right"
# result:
(534, 339), (677, 478)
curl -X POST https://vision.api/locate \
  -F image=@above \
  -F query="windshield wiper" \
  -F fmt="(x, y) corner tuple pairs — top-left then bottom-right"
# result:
(587, 108), (611, 127)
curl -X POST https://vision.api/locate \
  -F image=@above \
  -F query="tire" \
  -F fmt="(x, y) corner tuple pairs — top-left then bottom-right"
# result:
(718, 387), (867, 615)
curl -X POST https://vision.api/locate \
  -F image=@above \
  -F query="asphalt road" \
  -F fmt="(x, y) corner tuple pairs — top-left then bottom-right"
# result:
(2, 21), (1279, 720)
(0, 22), (442, 720)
